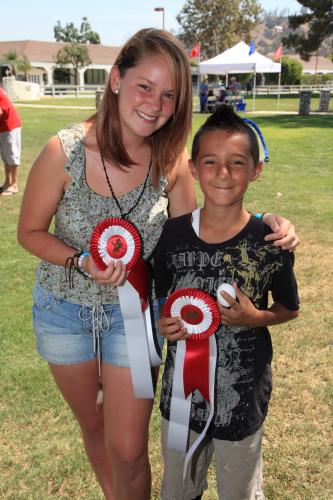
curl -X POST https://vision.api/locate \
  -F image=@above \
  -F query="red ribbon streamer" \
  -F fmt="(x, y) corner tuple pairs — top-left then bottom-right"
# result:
(127, 258), (149, 311)
(183, 338), (210, 402)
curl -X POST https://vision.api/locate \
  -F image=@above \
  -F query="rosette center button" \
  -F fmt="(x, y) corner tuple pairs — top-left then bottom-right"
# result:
(107, 235), (127, 259)
(181, 305), (204, 325)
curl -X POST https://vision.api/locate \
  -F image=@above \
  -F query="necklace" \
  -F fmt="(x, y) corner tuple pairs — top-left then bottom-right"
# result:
(101, 155), (152, 220)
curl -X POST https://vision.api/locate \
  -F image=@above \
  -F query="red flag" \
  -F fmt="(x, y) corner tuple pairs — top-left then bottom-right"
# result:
(274, 44), (283, 61)
(189, 43), (200, 58)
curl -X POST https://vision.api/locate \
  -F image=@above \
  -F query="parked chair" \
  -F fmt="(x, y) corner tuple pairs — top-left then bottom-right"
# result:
(207, 95), (217, 113)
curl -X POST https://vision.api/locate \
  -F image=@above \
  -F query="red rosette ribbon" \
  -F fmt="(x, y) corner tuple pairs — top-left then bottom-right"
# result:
(90, 218), (162, 399)
(164, 288), (220, 401)
(90, 217), (141, 271)
(90, 217), (148, 308)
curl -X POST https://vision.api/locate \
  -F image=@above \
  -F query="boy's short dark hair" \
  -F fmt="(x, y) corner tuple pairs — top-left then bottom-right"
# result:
(191, 105), (260, 165)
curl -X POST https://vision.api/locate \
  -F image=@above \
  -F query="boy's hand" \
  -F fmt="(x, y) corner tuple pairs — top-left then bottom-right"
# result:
(218, 283), (261, 327)
(158, 316), (189, 341)
(262, 213), (299, 251)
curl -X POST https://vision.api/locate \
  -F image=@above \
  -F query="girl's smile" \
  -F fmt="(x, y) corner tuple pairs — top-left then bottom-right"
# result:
(111, 54), (175, 142)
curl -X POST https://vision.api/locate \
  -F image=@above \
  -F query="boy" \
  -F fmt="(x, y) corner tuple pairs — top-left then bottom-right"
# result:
(152, 105), (299, 500)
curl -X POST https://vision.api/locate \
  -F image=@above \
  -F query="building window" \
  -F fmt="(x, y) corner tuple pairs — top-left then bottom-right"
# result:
(84, 69), (107, 85)
(28, 75), (40, 84)
(53, 68), (71, 84)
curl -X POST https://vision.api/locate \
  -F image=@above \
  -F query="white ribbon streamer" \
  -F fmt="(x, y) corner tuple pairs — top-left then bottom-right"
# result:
(167, 340), (192, 452)
(183, 335), (217, 480)
(143, 304), (163, 367)
(167, 336), (217, 481)
(191, 207), (201, 236)
(118, 282), (156, 398)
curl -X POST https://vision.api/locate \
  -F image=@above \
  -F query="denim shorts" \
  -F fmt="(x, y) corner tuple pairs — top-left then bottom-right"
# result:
(33, 283), (163, 367)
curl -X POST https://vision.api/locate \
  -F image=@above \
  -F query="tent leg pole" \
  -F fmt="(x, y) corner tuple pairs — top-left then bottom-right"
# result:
(252, 67), (256, 112)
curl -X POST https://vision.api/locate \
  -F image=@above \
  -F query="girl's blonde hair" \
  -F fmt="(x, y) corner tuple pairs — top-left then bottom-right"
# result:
(91, 28), (192, 186)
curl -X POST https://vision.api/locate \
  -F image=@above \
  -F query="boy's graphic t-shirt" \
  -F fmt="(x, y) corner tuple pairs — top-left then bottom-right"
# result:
(152, 213), (299, 441)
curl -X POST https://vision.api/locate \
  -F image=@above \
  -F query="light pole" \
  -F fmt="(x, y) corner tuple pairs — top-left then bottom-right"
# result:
(154, 7), (165, 30)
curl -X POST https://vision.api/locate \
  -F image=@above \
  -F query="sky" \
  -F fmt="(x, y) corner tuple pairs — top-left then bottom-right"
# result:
(1, 0), (301, 46)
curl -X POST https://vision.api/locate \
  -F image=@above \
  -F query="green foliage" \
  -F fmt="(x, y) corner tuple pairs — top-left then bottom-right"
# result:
(280, 56), (303, 85)
(55, 44), (91, 85)
(262, 57), (303, 86)
(54, 16), (101, 44)
(301, 72), (333, 84)
(282, 0), (333, 60)
(53, 18), (98, 83)
(1, 50), (31, 79)
(176, 0), (262, 58)
(1, 49), (18, 73)
(16, 55), (31, 80)
(263, 72), (279, 85)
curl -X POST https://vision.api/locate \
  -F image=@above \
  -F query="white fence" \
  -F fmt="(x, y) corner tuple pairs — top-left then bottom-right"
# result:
(41, 84), (104, 97)
(194, 83), (333, 96)
(40, 83), (333, 98)
(254, 84), (333, 95)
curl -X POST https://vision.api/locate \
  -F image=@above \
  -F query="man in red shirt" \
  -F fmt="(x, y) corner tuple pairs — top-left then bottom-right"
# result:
(0, 88), (22, 196)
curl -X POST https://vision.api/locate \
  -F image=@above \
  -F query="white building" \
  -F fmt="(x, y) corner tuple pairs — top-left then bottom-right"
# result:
(0, 40), (121, 86)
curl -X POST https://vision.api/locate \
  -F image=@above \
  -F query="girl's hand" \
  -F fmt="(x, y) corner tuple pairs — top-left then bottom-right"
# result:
(85, 255), (127, 286)
(218, 283), (261, 327)
(262, 213), (300, 251)
(158, 316), (189, 341)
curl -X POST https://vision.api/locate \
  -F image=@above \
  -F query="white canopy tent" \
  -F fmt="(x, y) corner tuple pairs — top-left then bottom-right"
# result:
(199, 41), (281, 110)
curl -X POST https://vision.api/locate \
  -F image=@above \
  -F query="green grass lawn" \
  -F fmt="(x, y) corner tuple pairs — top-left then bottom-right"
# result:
(243, 94), (333, 112)
(17, 97), (96, 107)
(1, 108), (332, 499)
(17, 94), (333, 113)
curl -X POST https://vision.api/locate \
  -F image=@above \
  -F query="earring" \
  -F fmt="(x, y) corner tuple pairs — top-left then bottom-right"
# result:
(114, 89), (119, 95)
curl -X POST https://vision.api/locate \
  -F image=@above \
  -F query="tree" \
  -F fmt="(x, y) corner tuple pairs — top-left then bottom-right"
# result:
(1, 50), (31, 80)
(281, 56), (303, 84)
(176, 0), (262, 58)
(54, 16), (101, 44)
(282, 0), (333, 60)
(17, 55), (32, 81)
(1, 49), (19, 75)
(55, 44), (91, 85)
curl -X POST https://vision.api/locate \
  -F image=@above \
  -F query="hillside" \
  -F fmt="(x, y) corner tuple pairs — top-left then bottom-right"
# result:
(254, 10), (332, 58)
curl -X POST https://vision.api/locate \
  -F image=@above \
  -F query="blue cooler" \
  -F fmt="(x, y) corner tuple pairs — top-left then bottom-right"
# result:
(236, 101), (246, 112)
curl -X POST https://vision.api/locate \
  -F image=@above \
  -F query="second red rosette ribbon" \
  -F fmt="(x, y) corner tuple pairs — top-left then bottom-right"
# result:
(164, 288), (220, 479)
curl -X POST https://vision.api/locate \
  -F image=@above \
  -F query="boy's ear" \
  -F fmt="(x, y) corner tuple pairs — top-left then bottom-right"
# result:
(250, 160), (263, 182)
(189, 159), (198, 180)
(109, 65), (121, 92)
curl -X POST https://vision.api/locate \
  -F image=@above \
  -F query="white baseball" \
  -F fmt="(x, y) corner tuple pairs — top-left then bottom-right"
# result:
(217, 283), (236, 308)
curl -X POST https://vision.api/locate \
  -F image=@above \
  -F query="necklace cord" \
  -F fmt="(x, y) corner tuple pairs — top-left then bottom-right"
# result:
(101, 156), (152, 219)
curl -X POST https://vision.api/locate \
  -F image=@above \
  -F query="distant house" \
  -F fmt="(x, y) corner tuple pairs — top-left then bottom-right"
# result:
(0, 40), (121, 86)
(287, 54), (333, 75)
(268, 52), (333, 75)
